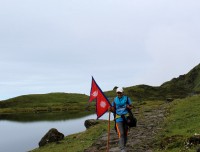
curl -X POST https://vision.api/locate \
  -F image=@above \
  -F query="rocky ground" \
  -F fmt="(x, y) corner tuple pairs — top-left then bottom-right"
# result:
(84, 103), (167, 152)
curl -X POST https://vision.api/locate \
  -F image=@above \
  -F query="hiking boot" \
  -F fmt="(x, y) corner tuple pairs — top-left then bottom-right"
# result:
(121, 148), (126, 152)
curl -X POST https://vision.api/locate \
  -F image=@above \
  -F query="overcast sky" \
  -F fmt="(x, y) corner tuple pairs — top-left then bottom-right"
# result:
(0, 0), (200, 100)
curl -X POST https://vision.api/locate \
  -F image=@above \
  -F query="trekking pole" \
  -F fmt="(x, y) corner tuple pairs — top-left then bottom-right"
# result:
(107, 110), (111, 152)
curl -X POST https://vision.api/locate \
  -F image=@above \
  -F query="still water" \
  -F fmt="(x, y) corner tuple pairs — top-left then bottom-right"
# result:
(0, 112), (113, 152)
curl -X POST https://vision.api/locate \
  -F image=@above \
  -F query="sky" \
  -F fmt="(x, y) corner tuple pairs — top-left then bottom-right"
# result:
(0, 0), (200, 100)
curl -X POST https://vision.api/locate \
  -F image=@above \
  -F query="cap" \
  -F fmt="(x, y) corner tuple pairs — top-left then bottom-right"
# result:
(116, 87), (124, 93)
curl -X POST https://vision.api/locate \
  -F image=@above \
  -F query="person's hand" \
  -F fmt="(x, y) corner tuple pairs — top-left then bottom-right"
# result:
(108, 106), (115, 112)
(126, 105), (133, 110)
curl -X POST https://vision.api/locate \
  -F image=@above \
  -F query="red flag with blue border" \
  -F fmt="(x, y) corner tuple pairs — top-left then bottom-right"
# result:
(89, 77), (111, 119)
(89, 77), (99, 102)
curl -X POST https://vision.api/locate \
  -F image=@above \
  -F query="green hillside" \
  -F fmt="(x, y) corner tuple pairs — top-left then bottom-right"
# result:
(161, 63), (200, 96)
(0, 93), (92, 114)
(0, 63), (200, 114)
(30, 95), (200, 152)
(106, 63), (200, 101)
(154, 95), (200, 152)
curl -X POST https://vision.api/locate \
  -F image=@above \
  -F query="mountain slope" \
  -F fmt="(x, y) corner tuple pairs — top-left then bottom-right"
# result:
(1, 63), (200, 112)
(0, 93), (91, 113)
(105, 63), (200, 101)
(161, 63), (200, 94)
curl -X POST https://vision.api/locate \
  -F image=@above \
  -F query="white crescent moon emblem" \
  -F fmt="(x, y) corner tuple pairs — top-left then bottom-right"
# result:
(92, 91), (98, 97)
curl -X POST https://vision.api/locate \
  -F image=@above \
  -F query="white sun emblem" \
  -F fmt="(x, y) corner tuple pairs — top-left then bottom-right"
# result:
(92, 91), (98, 97)
(100, 101), (106, 108)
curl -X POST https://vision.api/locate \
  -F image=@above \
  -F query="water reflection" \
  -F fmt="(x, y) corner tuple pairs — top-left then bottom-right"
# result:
(0, 112), (113, 152)
(0, 111), (94, 122)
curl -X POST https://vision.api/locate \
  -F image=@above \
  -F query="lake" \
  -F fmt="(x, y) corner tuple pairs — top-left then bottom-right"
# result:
(0, 112), (113, 152)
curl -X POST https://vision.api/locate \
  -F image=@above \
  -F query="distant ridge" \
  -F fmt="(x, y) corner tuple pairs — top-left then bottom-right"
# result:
(0, 93), (91, 114)
(1, 63), (200, 107)
(161, 63), (200, 94)
(105, 63), (200, 101)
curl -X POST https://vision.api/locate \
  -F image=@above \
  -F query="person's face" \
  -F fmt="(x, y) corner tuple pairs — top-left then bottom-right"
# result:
(117, 92), (123, 98)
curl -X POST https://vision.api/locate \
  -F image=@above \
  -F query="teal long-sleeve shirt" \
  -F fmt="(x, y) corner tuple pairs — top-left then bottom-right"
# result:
(111, 95), (132, 122)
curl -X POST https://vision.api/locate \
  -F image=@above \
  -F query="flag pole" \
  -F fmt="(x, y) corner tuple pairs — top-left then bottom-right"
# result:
(107, 110), (111, 152)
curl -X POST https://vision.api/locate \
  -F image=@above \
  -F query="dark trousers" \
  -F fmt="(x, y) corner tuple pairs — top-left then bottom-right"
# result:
(116, 121), (128, 150)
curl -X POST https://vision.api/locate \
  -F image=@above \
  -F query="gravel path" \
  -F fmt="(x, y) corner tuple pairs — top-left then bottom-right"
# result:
(84, 103), (167, 152)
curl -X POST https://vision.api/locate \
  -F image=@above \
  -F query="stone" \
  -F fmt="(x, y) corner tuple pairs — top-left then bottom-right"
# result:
(166, 98), (174, 103)
(84, 119), (100, 129)
(188, 134), (200, 146)
(39, 128), (64, 147)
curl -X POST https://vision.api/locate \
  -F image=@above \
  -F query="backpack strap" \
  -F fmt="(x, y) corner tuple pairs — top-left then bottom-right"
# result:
(126, 96), (129, 105)
(113, 100), (117, 132)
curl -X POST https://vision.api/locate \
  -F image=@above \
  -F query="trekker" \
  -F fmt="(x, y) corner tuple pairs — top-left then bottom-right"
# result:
(109, 87), (133, 152)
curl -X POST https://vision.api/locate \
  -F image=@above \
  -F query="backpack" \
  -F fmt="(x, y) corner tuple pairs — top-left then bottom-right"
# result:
(125, 108), (137, 127)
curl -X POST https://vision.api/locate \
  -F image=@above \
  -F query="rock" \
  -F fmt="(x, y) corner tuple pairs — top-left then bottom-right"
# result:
(84, 119), (100, 129)
(39, 128), (64, 147)
(160, 135), (184, 149)
(166, 98), (174, 103)
(188, 134), (200, 146)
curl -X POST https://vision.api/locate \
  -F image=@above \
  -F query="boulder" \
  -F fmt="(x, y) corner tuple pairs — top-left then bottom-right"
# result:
(84, 119), (100, 129)
(188, 134), (200, 146)
(166, 98), (174, 103)
(39, 128), (64, 147)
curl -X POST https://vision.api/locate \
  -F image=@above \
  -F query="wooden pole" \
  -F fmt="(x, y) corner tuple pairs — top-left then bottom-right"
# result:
(107, 111), (111, 152)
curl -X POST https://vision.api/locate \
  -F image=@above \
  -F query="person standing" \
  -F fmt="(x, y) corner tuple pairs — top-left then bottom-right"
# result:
(109, 87), (133, 152)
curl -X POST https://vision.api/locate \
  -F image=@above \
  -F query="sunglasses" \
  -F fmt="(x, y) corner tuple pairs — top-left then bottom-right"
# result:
(117, 92), (122, 94)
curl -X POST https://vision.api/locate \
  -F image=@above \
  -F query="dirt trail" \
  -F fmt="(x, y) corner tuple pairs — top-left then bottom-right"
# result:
(84, 103), (167, 152)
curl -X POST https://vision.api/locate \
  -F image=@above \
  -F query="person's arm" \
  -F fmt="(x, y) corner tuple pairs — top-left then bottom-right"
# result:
(126, 104), (133, 110)
(126, 97), (133, 110)
(108, 106), (115, 112)
(108, 101), (115, 113)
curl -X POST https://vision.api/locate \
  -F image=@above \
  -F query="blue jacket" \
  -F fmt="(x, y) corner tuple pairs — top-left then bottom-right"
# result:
(111, 95), (132, 122)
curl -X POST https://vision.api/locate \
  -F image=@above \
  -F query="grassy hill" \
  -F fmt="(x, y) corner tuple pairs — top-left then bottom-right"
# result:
(0, 93), (93, 114)
(0, 63), (200, 114)
(154, 95), (200, 152)
(105, 63), (200, 101)
(161, 63), (200, 96)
